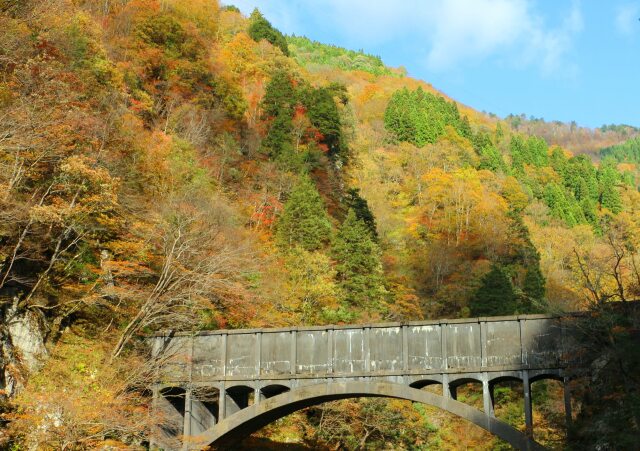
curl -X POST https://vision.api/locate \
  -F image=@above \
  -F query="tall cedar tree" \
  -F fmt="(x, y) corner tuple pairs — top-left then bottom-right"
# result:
(275, 175), (332, 251)
(261, 70), (296, 158)
(469, 265), (517, 316)
(248, 8), (289, 55)
(343, 188), (378, 240)
(332, 209), (385, 309)
(300, 86), (344, 158)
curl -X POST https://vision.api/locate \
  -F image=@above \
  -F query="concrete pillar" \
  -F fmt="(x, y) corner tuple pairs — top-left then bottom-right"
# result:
(290, 330), (297, 376)
(482, 373), (494, 417)
(442, 373), (450, 398)
(218, 382), (226, 421)
(523, 371), (533, 438)
(149, 385), (159, 450)
(180, 388), (192, 450)
(563, 376), (572, 428)
(254, 385), (262, 405)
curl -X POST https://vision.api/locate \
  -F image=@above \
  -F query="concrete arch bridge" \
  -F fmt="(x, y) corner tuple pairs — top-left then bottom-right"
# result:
(150, 313), (584, 450)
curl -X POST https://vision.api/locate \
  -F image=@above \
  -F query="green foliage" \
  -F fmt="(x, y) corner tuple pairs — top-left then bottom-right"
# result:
(478, 144), (508, 172)
(261, 70), (297, 118)
(260, 70), (296, 158)
(275, 175), (333, 251)
(384, 87), (466, 147)
(300, 85), (345, 159)
(332, 210), (386, 310)
(600, 136), (640, 164)
(543, 183), (584, 227)
(287, 35), (395, 76)
(598, 159), (623, 214)
(343, 188), (378, 240)
(260, 70), (348, 166)
(469, 265), (517, 316)
(509, 135), (549, 170)
(136, 14), (189, 55)
(248, 8), (289, 55)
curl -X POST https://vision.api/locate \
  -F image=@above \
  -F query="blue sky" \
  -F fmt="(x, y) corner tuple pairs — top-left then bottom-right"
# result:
(228, 0), (639, 128)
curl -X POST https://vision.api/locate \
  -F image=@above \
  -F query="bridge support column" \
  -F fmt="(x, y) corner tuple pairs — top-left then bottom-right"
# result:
(523, 371), (533, 438)
(255, 386), (263, 405)
(182, 388), (192, 445)
(482, 373), (494, 417)
(218, 382), (226, 421)
(442, 373), (451, 399)
(563, 376), (572, 429)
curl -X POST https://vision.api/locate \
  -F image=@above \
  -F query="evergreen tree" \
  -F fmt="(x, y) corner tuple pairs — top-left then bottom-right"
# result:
(300, 86), (344, 158)
(598, 159), (623, 214)
(469, 265), (517, 316)
(332, 209), (386, 309)
(261, 111), (293, 158)
(478, 144), (507, 172)
(383, 88), (415, 143)
(276, 175), (333, 251)
(261, 69), (296, 118)
(343, 188), (378, 240)
(383, 87), (464, 147)
(260, 70), (296, 158)
(521, 264), (547, 313)
(544, 183), (580, 226)
(248, 8), (289, 55)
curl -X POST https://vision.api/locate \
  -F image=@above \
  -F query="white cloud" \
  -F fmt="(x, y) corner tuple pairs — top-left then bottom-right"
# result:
(425, 0), (583, 74)
(225, 0), (583, 76)
(616, 3), (640, 36)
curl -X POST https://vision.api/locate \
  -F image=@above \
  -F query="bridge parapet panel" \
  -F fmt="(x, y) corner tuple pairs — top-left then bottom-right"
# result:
(445, 323), (482, 369)
(333, 328), (366, 373)
(227, 333), (257, 377)
(156, 336), (190, 381)
(193, 335), (223, 381)
(261, 331), (292, 375)
(484, 321), (522, 367)
(370, 327), (402, 371)
(408, 325), (444, 370)
(521, 318), (563, 367)
(296, 330), (329, 374)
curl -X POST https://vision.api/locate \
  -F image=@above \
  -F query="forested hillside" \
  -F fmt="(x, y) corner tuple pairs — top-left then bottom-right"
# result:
(504, 114), (639, 156)
(0, 1), (639, 449)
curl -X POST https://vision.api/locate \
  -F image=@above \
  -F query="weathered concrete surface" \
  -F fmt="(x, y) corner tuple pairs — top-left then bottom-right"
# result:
(151, 313), (581, 450)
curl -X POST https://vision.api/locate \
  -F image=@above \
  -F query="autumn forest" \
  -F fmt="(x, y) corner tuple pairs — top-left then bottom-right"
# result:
(0, 1), (639, 449)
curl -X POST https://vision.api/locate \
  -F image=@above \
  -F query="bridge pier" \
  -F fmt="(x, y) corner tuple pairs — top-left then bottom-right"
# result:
(563, 376), (572, 429)
(523, 371), (533, 437)
(482, 373), (495, 417)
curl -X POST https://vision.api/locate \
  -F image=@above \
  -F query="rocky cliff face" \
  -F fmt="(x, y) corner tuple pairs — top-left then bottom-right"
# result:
(1, 298), (48, 399)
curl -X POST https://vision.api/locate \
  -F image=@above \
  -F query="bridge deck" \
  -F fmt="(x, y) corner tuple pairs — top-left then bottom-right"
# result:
(151, 313), (584, 450)
(153, 313), (579, 384)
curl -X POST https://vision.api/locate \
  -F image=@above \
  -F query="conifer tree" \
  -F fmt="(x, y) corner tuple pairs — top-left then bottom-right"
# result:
(261, 70), (296, 158)
(332, 209), (386, 309)
(521, 264), (547, 313)
(248, 8), (289, 55)
(343, 188), (378, 240)
(469, 265), (517, 316)
(276, 175), (332, 251)
(300, 86), (344, 158)
(598, 160), (623, 214)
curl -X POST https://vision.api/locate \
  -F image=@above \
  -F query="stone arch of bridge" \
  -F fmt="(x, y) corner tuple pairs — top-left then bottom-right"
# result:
(185, 381), (545, 450)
